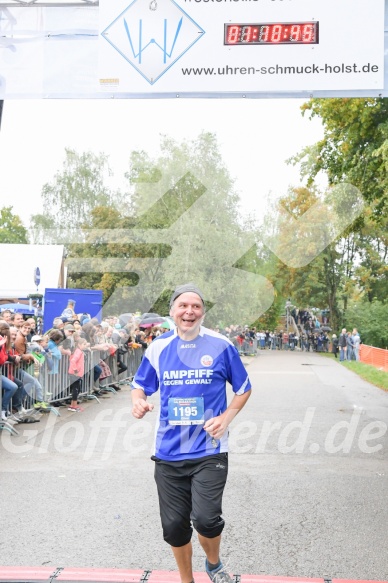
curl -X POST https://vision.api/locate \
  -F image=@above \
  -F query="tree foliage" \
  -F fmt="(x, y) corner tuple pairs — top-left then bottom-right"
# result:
(278, 98), (388, 339)
(61, 133), (273, 324)
(345, 300), (388, 349)
(30, 149), (125, 243)
(0, 206), (28, 244)
(292, 97), (388, 218)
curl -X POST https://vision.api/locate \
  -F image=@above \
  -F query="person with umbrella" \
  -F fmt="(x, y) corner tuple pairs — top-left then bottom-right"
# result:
(131, 283), (251, 583)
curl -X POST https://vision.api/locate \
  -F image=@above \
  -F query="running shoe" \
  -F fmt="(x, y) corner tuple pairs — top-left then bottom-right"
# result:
(205, 560), (233, 583)
(34, 401), (49, 409)
(68, 406), (81, 412)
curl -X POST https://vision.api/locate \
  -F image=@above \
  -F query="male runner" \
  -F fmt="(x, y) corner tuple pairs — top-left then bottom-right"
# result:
(131, 283), (251, 583)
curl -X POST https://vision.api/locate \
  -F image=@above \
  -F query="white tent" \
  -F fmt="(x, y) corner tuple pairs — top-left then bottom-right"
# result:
(1, 244), (65, 298)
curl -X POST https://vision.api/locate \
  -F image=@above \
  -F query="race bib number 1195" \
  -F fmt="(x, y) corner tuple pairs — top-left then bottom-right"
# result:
(168, 397), (205, 425)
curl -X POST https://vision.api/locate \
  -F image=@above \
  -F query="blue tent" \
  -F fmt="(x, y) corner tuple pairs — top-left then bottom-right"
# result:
(0, 302), (35, 315)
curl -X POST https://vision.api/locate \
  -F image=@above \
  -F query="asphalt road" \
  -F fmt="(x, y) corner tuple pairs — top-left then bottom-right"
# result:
(1, 350), (388, 580)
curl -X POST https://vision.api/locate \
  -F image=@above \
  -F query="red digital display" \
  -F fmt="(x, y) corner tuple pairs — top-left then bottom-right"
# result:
(224, 22), (319, 45)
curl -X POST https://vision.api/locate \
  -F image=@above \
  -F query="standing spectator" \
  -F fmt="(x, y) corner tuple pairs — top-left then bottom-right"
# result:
(80, 321), (110, 393)
(26, 318), (37, 341)
(322, 332), (329, 353)
(48, 330), (63, 374)
(331, 334), (339, 358)
(265, 330), (270, 348)
(282, 331), (289, 350)
(72, 319), (82, 333)
(316, 332), (324, 353)
(346, 331), (355, 361)
(277, 330), (283, 350)
(0, 310), (12, 323)
(62, 324), (76, 353)
(30, 334), (53, 376)
(67, 336), (88, 412)
(307, 331), (314, 352)
(338, 329), (347, 362)
(10, 313), (25, 329)
(352, 328), (361, 361)
(257, 330), (266, 350)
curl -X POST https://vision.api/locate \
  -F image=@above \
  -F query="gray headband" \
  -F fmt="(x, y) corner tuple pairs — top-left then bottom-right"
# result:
(169, 283), (205, 308)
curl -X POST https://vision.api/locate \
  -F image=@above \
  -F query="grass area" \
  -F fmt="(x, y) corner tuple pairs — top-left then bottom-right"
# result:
(318, 352), (388, 391)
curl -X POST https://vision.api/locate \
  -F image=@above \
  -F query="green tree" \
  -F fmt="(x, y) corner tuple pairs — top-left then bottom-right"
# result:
(119, 132), (273, 325)
(291, 97), (388, 218)
(354, 208), (388, 302)
(345, 299), (388, 349)
(262, 186), (363, 332)
(30, 148), (125, 243)
(0, 206), (28, 243)
(64, 133), (273, 323)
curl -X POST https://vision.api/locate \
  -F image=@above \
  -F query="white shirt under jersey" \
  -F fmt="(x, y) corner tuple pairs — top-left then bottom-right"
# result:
(132, 326), (251, 461)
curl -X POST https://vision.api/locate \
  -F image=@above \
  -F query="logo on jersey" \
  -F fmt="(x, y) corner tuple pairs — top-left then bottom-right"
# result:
(201, 354), (213, 367)
(180, 343), (196, 349)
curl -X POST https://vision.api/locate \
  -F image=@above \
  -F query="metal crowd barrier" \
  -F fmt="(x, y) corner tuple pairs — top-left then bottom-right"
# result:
(234, 338), (258, 356)
(0, 344), (146, 432)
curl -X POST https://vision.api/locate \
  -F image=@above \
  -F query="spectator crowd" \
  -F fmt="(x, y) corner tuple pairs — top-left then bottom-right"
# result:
(0, 299), (362, 426)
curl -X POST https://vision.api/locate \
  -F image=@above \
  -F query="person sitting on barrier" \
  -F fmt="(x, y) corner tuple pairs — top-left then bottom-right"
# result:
(0, 321), (18, 421)
(67, 336), (88, 412)
(14, 322), (49, 409)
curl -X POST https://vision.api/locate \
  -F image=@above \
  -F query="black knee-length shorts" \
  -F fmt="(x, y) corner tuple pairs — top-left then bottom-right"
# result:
(152, 453), (229, 547)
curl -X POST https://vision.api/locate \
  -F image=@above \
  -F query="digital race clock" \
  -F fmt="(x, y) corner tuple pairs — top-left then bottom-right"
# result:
(224, 22), (319, 45)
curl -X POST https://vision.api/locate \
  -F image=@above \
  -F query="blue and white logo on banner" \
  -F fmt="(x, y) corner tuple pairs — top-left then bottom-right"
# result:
(101, 0), (205, 85)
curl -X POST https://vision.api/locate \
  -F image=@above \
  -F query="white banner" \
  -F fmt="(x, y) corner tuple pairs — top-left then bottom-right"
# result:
(99, 0), (385, 93)
(0, 0), (385, 97)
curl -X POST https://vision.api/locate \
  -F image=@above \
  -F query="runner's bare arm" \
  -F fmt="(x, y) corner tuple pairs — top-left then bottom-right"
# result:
(203, 389), (251, 439)
(131, 388), (155, 419)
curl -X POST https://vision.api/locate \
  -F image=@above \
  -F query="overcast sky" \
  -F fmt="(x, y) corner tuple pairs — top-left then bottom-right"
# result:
(0, 98), (324, 226)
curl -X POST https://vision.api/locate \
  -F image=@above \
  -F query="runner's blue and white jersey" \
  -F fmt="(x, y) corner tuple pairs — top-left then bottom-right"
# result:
(132, 326), (251, 461)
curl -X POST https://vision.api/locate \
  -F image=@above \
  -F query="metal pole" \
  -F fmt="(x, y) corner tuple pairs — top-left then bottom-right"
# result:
(0, 100), (3, 133)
